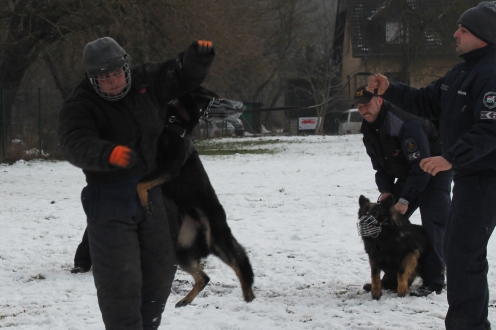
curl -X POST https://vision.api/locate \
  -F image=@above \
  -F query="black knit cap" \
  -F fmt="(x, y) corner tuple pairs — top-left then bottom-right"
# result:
(458, 2), (496, 44)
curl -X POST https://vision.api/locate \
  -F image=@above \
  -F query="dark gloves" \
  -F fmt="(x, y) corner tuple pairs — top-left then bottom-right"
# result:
(109, 145), (138, 168)
(179, 40), (215, 90)
(190, 40), (213, 55)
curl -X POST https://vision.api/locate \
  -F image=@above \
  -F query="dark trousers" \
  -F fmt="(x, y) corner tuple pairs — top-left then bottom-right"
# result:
(74, 229), (91, 269)
(383, 173), (452, 288)
(405, 173), (452, 288)
(82, 177), (177, 330)
(444, 176), (496, 330)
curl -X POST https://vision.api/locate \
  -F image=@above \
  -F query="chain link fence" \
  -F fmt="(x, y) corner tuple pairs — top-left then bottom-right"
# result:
(0, 88), (251, 164)
(0, 88), (63, 163)
(0, 88), (304, 164)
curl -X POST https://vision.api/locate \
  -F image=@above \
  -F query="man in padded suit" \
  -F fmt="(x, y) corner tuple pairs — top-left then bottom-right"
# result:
(58, 37), (214, 329)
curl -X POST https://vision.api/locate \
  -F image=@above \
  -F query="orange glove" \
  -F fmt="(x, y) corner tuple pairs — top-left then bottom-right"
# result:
(193, 40), (213, 55)
(109, 146), (137, 168)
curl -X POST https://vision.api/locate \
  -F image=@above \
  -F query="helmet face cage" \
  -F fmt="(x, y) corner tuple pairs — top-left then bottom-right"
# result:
(89, 63), (131, 101)
(357, 214), (382, 238)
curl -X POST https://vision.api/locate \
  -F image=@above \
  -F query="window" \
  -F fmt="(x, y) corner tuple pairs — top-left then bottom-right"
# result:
(386, 22), (401, 44)
(339, 112), (349, 122)
(385, 22), (409, 44)
(350, 111), (363, 122)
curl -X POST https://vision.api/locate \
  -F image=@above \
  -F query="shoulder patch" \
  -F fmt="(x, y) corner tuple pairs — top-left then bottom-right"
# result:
(481, 111), (496, 120)
(404, 138), (417, 152)
(483, 92), (496, 109)
(408, 151), (421, 160)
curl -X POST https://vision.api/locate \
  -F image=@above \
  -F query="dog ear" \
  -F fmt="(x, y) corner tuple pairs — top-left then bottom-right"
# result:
(359, 195), (370, 208)
(380, 194), (395, 209)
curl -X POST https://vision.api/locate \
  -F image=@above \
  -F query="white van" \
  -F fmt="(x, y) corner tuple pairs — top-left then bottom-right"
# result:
(337, 108), (362, 135)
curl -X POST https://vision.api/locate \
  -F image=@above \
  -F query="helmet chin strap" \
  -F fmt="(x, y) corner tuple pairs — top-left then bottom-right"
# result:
(89, 63), (132, 101)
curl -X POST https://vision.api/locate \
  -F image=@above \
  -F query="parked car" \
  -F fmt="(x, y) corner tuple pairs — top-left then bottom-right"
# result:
(224, 118), (244, 136)
(199, 120), (236, 138)
(336, 108), (362, 135)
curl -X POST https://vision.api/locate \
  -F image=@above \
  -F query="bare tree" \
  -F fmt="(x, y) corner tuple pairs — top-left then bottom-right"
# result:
(0, 1), (139, 133)
(0, 0), (318, 146)
(289, 0), (340, 134)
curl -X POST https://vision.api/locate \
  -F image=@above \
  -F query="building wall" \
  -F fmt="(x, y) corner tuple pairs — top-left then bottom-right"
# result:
(341, 16), (364, 98)
(341, 18), (460, 99)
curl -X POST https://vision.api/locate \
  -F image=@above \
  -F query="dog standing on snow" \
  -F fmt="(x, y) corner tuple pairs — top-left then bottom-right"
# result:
(357, 195), (430, 299)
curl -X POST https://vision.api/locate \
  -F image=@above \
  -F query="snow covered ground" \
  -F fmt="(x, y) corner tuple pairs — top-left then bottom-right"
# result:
(1, 135), (495, 329)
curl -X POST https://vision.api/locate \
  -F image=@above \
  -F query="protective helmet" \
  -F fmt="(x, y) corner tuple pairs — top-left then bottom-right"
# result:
(82, 37), (131, 101)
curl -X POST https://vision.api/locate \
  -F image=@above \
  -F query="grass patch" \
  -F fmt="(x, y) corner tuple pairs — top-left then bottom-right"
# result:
(195, 139), (284, 156)
(28, 274), (46, 282)
(198, 148), (275, 156)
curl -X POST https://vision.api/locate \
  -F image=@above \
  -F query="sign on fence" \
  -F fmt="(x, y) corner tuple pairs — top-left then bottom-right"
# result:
(298, 117), (318, 130)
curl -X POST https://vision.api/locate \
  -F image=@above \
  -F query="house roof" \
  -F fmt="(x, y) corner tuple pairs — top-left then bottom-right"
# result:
(346, 0), (455, 57)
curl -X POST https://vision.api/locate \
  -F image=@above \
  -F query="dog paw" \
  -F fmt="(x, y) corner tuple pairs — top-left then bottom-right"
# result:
(244, 290), (255, 302)
(175, 298), (192, 308)
(397, 283), (408, 297)
(371, 291), (382, 300)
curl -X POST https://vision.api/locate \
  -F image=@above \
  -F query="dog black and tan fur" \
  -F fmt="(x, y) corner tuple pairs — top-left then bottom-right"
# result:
(138, 87), (255, 307)
(358, 195), (429, 299)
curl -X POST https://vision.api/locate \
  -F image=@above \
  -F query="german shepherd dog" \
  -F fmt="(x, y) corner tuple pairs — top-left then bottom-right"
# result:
(357, 195), (429, 300)
(138, 87), (255, 307)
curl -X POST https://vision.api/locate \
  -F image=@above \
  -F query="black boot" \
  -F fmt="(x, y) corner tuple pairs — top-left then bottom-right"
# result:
(71, 265), (90, 274)
(409, 284), (443, 297)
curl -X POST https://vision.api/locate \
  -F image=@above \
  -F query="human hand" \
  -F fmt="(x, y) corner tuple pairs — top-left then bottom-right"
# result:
(109, 145), (138, 168)
(420, 156), (452, 176)
(191, 40), (213, 55)
(379, 192), (393, 202)
(367, 73), (390, 96)
(394, 202), (408, 215)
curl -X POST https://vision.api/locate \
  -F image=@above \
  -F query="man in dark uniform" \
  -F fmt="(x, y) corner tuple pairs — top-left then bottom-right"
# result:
(368, 2), (496, 329)
(355, 86), (452, 297)
(58, 37), (214, 329)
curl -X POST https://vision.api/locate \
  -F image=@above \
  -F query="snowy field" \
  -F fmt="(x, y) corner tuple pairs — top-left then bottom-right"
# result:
(1, 135), (495, 329)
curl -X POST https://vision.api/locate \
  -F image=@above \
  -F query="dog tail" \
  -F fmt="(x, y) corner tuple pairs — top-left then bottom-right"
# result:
(232, 237), (255, 288)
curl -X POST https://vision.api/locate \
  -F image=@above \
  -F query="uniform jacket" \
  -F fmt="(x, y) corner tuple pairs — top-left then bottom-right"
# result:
(382, 44), (496, 177)
(58, 47), (214, 184)
(361, 101), (441, 202)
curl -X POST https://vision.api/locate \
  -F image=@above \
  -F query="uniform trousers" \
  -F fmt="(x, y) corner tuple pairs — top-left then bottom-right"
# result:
(444, 176), (496, 330)
(82, 176), (177, 330)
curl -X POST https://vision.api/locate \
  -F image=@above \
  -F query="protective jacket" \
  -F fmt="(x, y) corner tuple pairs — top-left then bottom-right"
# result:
(58, 47), (214, 184)
(382, 44), (496, 177)
(361, 101), (441, 202)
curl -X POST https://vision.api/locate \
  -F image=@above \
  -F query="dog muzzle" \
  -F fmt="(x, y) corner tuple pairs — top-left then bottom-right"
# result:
(357, 215), (381, 238)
